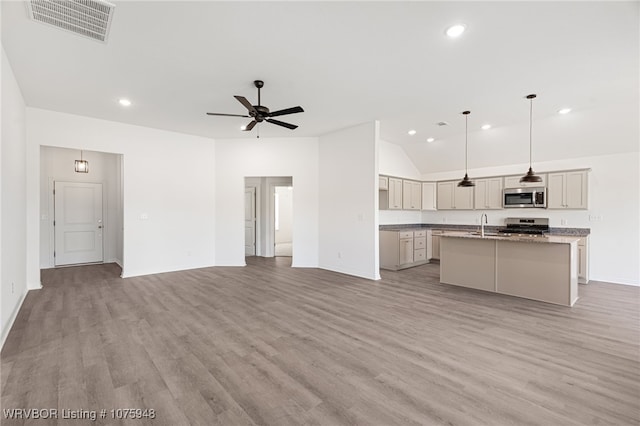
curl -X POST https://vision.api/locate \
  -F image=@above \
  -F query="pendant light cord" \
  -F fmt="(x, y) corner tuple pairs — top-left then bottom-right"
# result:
(529, 97), (533, 168)
(465, 113), (469, 173)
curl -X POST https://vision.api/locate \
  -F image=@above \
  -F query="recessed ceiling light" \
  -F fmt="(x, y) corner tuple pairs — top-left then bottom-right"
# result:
(118, 98), (131, 107)
(445, 24), (466, 38)
(426, 137), (435, 143)
(558, 108), (572, 115)
(240, 125), (247, 130)
(481, 124), (491, 130)
(408, 129), (417, 136)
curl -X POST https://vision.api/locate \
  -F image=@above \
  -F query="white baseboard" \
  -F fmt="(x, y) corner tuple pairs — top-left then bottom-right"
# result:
(1, 289), (29, 350)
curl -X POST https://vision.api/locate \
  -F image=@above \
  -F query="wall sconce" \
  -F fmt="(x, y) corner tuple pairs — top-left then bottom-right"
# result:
(75, 150), (89, 173)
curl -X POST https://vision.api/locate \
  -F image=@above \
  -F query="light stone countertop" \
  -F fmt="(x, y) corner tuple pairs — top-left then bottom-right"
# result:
(440, 231), (580, 244)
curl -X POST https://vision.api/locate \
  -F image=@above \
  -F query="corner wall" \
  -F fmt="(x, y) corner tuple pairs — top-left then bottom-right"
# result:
(26, 108), (216, 279)
(1, 48), (28, 346)
(214, 137), (319, 267)
(319, 122), (380, 280)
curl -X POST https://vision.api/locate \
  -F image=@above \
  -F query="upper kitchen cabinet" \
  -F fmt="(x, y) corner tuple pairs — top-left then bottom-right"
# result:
(474, 178), (503, 210)
(379, 176), (402, 210)
(504, 174), (547, 188)
(547, 170), (589, 209)
(402, 180), (422, 210)
(421, 182), (437, 210)
(379, 176), (388, 191)
(437, 181), (474, 210)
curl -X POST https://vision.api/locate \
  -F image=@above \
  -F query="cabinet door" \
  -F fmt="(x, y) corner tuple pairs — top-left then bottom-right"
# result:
(454, 184), (474, 209)
(399, 238), (414, 265)
(578, 236), (589, 283)
(421, 182), (437, 210)
(486, 178), (504, 209)
(565, 171), (588, 209)
(402, 180), (413, 210)
(437, 182), (454, 210)
(379, 176), (388, 190)
(389, 178), (403, 209)
(431, 236), (440, 260)
(547, 173), (566, 209)
(474, 179), (488, 209)
(411, 181), (422, 210)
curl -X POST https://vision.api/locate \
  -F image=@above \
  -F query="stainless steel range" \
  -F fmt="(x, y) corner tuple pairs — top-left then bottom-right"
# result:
(499, 217), (549, 236)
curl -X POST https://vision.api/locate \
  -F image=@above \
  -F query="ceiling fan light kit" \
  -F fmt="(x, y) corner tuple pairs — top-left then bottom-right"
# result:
(520, 94), (543, 183)
(206, 80), (304, 136)
(458, 110), (475, 187)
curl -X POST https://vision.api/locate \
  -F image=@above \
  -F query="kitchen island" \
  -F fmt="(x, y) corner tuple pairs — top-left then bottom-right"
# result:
(440, 232), (579, 306)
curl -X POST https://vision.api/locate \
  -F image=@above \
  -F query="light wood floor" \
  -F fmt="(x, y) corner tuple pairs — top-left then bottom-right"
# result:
(2, 258), (639, 425)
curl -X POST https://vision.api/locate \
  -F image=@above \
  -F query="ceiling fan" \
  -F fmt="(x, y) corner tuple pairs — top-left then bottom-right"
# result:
(206, 80), (304, 132)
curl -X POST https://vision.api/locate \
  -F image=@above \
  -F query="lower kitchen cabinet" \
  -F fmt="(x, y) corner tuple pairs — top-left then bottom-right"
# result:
(578, 236), (589, 284)
(380, 229), (431, 270)
(430, 230), (442, 260)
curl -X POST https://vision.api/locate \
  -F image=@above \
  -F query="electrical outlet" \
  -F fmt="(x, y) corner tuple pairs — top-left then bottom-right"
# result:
(11, 282), (14, 294)
(338, 252), (342, 259)
(561, 219), (567, 226)
(442, 217), (447, 223)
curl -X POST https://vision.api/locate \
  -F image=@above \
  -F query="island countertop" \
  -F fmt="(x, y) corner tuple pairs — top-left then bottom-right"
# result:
(440, 231), (580, 245)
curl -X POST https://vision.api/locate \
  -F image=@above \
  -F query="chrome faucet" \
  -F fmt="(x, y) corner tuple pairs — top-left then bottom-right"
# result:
(480, 213), (488, 237)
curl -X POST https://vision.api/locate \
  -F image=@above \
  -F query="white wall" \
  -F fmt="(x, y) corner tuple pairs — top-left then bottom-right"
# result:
(319, 122), (380, 280)
(379, 139), (421, 179)
(1, 48), (28, 346)
(215, 138), (318, 267)
(26, 108), (216, 279)
(275, 186), (293, 244)
(421, 153), (640, 286)
(39, 146), (122, 268)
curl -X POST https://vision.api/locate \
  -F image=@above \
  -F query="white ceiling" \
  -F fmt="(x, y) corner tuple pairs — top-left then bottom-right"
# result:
(2, 1), (638, 173)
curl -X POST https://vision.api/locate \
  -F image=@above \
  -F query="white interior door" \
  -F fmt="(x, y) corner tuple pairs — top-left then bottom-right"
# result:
(54, 181), (104, 266)
(245, 187), (256, 256)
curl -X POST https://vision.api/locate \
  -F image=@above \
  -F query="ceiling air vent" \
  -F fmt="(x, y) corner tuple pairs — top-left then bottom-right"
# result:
(436, 121), (449, 127)
(26, 0), (116, 43)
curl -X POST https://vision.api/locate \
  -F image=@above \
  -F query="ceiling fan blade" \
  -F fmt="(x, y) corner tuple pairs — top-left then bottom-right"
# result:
(268, 106), (304, 117)
(244, 120), (257, 131)
(266, 118), (298, 130)
(234, 96), (257, 113)
(206, 112), (250, 117)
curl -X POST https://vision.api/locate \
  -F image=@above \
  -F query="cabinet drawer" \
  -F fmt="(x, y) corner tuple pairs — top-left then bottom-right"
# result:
(399, 231), (413, 239)
(414, 230), (426, 238)
(414, 249), (426, 261)
(414, 237), (426, 249)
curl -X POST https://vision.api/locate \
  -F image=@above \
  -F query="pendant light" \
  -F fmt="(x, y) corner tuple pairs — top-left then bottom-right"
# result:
(458, 110), (474, 187)
(520, 94), (542, 183)
(75, 150), (89, 173)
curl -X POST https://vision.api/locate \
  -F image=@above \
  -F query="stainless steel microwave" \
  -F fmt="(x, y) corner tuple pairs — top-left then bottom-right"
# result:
(503, 187), (547, 208)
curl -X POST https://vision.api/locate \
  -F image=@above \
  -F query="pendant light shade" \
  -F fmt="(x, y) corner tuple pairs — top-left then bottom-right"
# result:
(520, 94), (542, 183)
(75, 150), (89, 173)
(458, 110), (474, 187)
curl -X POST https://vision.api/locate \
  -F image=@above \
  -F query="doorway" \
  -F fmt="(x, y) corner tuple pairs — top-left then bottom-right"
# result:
(41, 146), (124, 270)
(244, 176), (293, 260)
(274, 186), (293, 257)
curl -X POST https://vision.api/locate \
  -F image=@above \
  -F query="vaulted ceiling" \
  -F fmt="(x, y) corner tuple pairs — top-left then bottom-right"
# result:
(2, 1), (638, 173)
